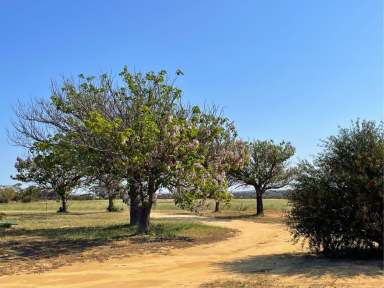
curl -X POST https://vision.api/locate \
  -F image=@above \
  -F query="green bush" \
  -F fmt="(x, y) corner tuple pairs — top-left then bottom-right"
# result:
(287, 120), (383, 258)
(16, 186), (42, 202)
(0, 188), (17, 203)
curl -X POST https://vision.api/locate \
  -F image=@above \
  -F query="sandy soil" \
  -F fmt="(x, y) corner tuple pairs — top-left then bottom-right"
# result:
(0, 212), (382, 288)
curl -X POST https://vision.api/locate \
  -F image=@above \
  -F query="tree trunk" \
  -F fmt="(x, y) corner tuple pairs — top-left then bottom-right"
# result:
(107, 195), (115, 212)
(256, 190), (264, 216)
(214, 200), (220, 212)
(137, 202), (152, 233)
(137, 177), (155, 233)
(127, 179), (140, 225)
(58, 194), (68, 213)
(130, 195), (139, 225)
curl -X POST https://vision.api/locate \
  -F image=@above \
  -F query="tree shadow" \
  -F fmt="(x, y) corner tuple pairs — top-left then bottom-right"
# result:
(218, 252), (383, 279)
(0, 220), (198, 264)
(0, 224), (138, 262)
(0, 238), (107, 261)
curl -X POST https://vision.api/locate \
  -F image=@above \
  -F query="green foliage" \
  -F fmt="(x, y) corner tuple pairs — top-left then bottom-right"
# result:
(12, 67), (248, 230)
(13, 137), (81, 212)
(16, 186), (43, 202)
(287, 120), (383, 258)
(173, 109), (248, 211)
(231, 140), (295, 190)
(0, 188), (17, 203)
(230, 140), (295, 214)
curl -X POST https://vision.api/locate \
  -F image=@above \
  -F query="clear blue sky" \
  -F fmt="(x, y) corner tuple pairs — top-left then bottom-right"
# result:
(0, 0), (382, 185)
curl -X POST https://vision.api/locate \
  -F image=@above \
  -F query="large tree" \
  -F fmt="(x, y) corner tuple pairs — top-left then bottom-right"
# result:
(230, 140), (295, 215)
(12, 67), (245, 232)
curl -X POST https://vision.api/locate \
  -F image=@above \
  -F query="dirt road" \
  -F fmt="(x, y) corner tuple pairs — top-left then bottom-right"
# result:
(1, 213), (382, 288)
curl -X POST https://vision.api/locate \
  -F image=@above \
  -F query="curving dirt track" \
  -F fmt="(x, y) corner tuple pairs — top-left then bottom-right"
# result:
(0, 212), (382, 288)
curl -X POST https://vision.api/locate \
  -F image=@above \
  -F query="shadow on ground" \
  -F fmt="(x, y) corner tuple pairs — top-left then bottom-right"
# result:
(0, 219), (201, 261)
(219, 252), (383, 279)
(0, 224), (138, 261)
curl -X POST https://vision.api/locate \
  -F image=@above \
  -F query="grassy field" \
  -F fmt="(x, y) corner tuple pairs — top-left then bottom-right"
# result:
(0, 198), (288, 213)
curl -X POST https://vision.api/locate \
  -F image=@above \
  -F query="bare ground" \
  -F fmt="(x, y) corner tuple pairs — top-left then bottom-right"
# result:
(0, 212), (382, 288)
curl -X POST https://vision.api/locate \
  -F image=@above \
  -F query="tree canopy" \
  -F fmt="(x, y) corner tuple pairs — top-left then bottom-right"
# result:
(230, 140), (295, 215)
(12, 67), (247, 231)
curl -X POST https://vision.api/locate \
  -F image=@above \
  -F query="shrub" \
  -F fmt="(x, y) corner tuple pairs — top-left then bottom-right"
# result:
(0, 188), (17, 203)
(16, 186), (43, 202)
(287, 120), (383, 258)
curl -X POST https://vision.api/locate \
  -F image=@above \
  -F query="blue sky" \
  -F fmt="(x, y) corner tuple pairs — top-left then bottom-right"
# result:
(0, 0), (382, 185)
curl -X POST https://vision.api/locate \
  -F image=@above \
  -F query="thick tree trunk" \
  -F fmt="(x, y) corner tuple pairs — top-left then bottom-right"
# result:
(214, 200), (220, 212)
(58, 194), (68, 213)
(256, 190), (264, 216)
(130, 195), (139, 225)
(107, 195), (115, 212)
(137, 203), (152, 233)
(137, 177), (156, 233)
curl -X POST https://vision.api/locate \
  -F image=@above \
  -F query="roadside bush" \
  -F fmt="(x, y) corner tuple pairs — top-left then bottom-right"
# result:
(287, 120), (383, 258)
(0, 188), (17, 203)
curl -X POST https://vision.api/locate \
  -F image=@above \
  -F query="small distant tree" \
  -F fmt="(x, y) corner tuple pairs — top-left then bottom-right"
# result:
(13, 140), (81, 213)
(91, 177), (123, 212)
(79, 145), (124, 212)
(230, 140), (295, 215)
(287, 120), (383, 258)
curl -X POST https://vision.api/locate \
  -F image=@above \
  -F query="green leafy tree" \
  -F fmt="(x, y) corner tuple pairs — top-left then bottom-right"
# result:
(13, 140), (81, 213)
(230, 140), (295, 215)
(172, 107), (248, 213)
(287, 120), (383, 258)
(11, 67), (246, 232)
